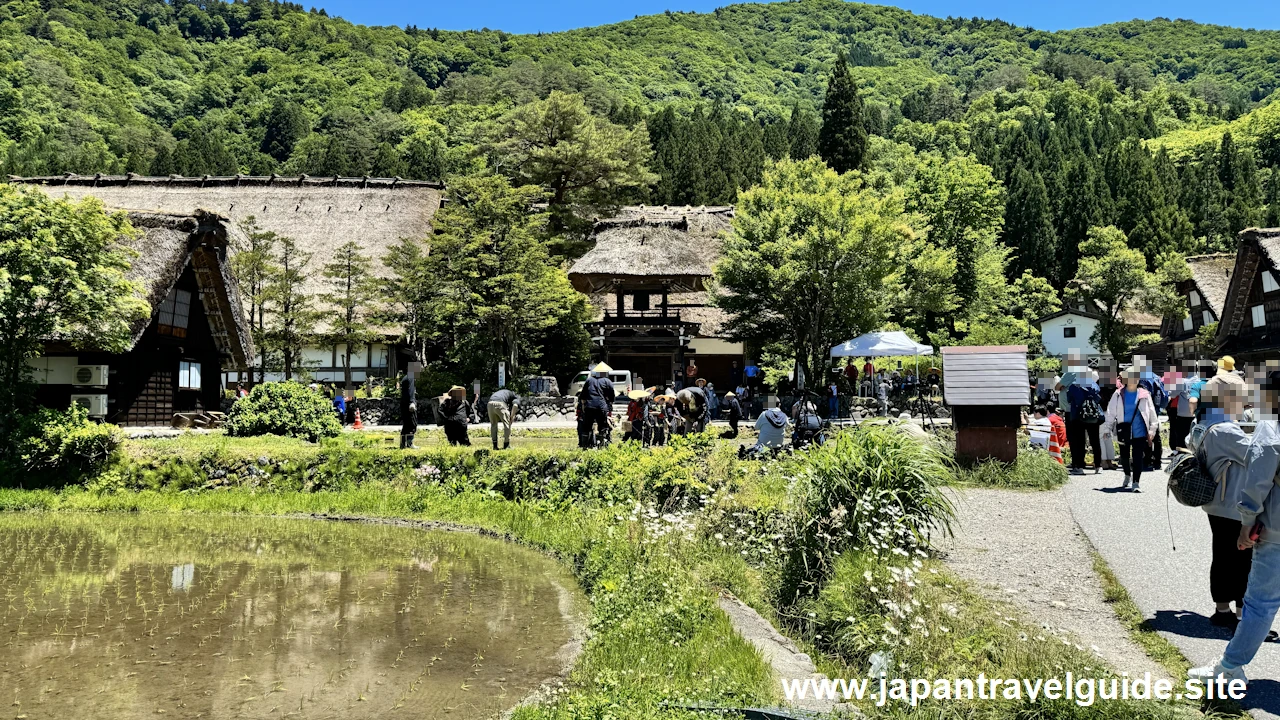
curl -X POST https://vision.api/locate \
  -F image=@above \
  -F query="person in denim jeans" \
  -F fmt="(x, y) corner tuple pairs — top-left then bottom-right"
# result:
(1191, 371), (1280, 685)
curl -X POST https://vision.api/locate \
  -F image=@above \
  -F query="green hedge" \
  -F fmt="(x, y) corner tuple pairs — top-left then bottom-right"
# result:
(225, 382), (341, 442)
(3, 405), (124, 487)
(101, 432), (723, 508)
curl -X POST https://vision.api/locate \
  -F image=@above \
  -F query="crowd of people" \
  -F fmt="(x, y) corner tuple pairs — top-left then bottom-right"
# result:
(1027, 351), (1280, 687)
(1175, 361), (1280, 688)
(1025, 352), (1248, 491)
(573, 363), (742, 449)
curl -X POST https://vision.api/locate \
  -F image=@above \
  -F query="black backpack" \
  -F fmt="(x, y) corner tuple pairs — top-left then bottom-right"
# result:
(1167, 424), (1228, 508)
(1069, 384), (1104, 425)
(1167, 448), (1218, 507)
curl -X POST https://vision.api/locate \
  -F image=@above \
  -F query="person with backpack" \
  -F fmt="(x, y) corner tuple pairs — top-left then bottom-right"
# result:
(1105, 367), (1159, 491)
(1192, 383), (1254, 630)
(1134, 358), (1169, 469)
(1066, 372), (1105, 475)
(1190, 371), (1280, 686)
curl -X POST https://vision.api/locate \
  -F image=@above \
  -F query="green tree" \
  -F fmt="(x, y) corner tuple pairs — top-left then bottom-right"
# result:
(321, 241), (379, 394)
(908, 153), (1004, 309)
(260, 100), (309, 163)
(715, 157), (904, 389)
(1004, 163), (1059, 282)
(494, 91), (656, 224)
(787, 104), (819, 160)
(1266, 169), (1280, 227)
(1058, 157), (1107, 285)
(386, 174), (589, 381)
(0, 186), (149, 434)
(816, 54), (867, 173)
(263, 236), (317, 381)
(1069, 225), (1188, 360)
(230, 217), (277, 385)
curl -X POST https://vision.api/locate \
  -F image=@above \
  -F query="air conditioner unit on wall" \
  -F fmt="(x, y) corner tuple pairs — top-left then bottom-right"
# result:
(70, 394), (108, 417)
(73, 365), (109, 386)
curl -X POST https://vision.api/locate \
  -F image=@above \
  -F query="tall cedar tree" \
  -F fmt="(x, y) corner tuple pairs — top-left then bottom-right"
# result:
(1004, 164), (1059, 283)
(263, 236), (317, 381)
(321, 241), (379, 393)
(816, 54), (867, 173)
(230, 217), (278, 385)
(261, 100), (310, 163)
(787, 104), (820, 160)
(1267, 170), (1280, 227)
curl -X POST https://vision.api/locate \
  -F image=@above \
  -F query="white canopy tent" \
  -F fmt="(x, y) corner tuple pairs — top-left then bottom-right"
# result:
(831, 331), (933, 358)
(831, 331), (934, 380)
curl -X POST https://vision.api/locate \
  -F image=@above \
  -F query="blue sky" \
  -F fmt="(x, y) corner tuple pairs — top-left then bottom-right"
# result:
(308, 0), (1280, 34)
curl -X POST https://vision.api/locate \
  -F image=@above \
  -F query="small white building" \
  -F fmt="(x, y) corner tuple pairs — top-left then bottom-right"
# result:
(1034, 306), (1104, 358)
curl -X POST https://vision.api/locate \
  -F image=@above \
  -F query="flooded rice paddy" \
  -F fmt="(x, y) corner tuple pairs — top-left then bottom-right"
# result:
(0, 513), (585, 719)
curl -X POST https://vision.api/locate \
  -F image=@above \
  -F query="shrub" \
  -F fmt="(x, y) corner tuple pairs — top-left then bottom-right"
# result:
(772, 425), (954, 606)
(224, 382), (341, 442)
(954, 448), (1068, 489)
(11, 405), (123, 485)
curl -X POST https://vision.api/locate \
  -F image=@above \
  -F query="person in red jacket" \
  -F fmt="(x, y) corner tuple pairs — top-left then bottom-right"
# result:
(1049, 407), (1069, 461)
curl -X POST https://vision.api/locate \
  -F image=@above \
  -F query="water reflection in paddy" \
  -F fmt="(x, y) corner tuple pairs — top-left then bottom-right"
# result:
(0, 513), (584, 719)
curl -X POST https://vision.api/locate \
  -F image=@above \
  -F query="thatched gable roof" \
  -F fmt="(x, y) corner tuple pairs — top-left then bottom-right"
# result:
(1185, 253), (1235, 318)
(569, 221), (721, 293)
(103, 210), (253, 369)
(1214, 228), (1280, 350)
(10, 174), (443, 336)
(602, 205), (734, 238)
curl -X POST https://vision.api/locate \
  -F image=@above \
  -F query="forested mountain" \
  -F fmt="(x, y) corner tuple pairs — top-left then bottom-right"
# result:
(7, 0), (1280, 367)
(4, 0), (1280, 180)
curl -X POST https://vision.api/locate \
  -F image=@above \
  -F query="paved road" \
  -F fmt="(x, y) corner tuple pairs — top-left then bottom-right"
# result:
(1065, 465), (1280, 717)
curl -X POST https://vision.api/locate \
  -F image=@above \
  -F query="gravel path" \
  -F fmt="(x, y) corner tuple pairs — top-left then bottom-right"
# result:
(939, 485), (1168, 680)
(1066, 467), (1280, 718)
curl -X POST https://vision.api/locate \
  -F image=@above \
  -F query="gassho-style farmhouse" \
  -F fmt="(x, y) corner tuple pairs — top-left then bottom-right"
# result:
(14, 174), (744, 425)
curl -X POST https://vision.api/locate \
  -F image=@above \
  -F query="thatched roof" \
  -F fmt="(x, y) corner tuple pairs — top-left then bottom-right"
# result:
(1214, 228), (1280, 350)
(10, 174), (443, 335)
(569, 221), (721, 293)
(1185, 253), (1235, 318)
(1254, 228), (1280, 267)
(601, 205), (734, 238)
(75, 210), (253, 369)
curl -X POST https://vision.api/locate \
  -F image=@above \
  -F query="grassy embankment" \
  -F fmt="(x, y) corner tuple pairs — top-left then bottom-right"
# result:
(0, 427), (1196, 719)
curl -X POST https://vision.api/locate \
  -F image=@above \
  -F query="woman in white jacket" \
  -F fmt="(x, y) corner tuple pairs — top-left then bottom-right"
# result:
(1105, 367), (1160, 491)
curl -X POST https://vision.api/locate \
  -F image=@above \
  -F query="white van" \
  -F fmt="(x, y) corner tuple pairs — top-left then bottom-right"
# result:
(567, 369), (633, 398)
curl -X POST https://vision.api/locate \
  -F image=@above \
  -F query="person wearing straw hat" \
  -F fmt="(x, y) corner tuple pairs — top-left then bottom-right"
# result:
(646, 393), (669, 447)
(439, 385), (474, 446)
(723, 391), (743, 439)
(624, 388), (650, 443)
(582, 362), (616, 448)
